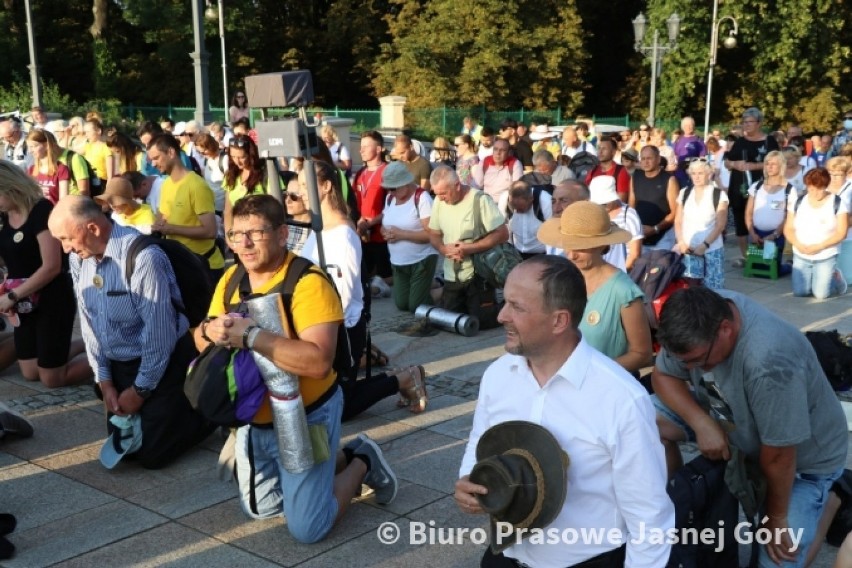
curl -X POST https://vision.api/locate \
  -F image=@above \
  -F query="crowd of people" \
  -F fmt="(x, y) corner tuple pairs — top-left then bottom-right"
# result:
(0, 100), (850, 565)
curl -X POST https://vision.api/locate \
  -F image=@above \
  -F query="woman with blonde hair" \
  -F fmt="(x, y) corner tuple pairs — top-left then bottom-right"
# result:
(295, 161), (427, 419)
(319, 124), (351, 172)
(745, 150), (794, 275)
(67, 116), (87, 154)
(651, 127), (677, 171)
(429, 137), (456, 167)
(674, 160), (729, 289)
(826, 156), (852, 283)
(106, 131), (143, 175)
(0, 161), (91, 387)
(26, 129), (70, 204)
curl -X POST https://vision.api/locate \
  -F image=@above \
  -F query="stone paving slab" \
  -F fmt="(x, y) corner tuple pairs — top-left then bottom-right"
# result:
(52, 523), (281, 568)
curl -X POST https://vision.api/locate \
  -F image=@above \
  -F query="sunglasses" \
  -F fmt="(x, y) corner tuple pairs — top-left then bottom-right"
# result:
(229, 137), (250, 148)
(285, 192), (303, 202)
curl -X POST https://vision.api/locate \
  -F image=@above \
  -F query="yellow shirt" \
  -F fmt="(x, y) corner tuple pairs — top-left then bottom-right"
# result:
(83, 140), (113, 180)
(159, 172), (224, 269)
(208, 254), (344, 422)
(226, 176), (266, 205)
(117, 204), (155, 232)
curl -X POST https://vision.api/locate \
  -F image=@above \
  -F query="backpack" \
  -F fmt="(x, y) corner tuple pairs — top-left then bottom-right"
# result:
(752, 180), (793, 202)
(666, 456), (740, 568)
(481, 155), (519, 176)
(681, 184), (723, 211)
(804, 330), (852, 391)
(470, 191), (523, 289)
(386, 187), (425, 216)
(504, 186), (544, 222)
(567, 145), (600, 181)
(224, 256), (354, 380)
(629, 250), (685, 329)
(124, 235), (215, 328)
(60, 149), (101, 198)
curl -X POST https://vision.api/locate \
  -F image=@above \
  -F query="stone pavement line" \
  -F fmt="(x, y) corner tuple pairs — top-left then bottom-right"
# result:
(0, 239), (850, 566)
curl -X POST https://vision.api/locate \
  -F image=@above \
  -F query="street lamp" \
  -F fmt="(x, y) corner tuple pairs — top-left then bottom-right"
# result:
(190, 0), (212, 124)
(206, 1), (229, 124)
(632, 12), (681, 127)
(703, 0), (739, 140)
(24, 0), (42, 108)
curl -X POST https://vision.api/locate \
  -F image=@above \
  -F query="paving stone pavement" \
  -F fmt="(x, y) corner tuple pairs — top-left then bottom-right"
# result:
(0, 242), (850, 567)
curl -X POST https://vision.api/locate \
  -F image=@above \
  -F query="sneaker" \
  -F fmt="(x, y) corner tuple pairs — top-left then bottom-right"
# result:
(833, 270), (848, 296)
(354, 435), (397, 505)
(0, 402), (33, 440)
(370, 276), (392, 298)
(342, 433), (367, 454)
(732, 258), (745, 269)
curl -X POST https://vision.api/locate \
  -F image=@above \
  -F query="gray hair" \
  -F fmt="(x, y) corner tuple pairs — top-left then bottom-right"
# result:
(430, 164), (459, 188)
(742, 107), (764, 123)
(532, 149), (556, 167)
(687, 159), (713, 175)
(555, 179), (590, 202)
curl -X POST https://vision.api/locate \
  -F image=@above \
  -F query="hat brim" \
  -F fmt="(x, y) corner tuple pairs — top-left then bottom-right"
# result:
(529, 132), (556, 141)
(475, 421), (569, 553)
(94, 194), (135, 207)
(99, 416), (142, 469)
(537, 218), (631, 251)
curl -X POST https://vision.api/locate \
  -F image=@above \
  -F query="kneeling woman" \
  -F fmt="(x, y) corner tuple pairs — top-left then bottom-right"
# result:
(538, 201), (652, 375)
(297, 161), (428, 419)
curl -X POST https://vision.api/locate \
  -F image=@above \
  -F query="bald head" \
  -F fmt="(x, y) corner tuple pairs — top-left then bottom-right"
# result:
(48, 196), (111, 259)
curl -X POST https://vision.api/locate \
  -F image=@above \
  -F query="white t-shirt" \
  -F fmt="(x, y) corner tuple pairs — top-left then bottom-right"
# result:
(329, 142), (350, 166)
(677, 185), (729, 251)
(603, 205), (643, 272)
(561, 141), (597, 159)
(146, 176), (165, 216)
(748, 182), (796, 232)
(300, 224), (364, 328)
(789, 193), (846, 260)
(786, 168), (805, 194)
(477, 144), (493, 161)
(836, 182), (852, 242)
(204, 153), (228, 213)
(381, 190), (437, 265)
(498, 190), (553, 254)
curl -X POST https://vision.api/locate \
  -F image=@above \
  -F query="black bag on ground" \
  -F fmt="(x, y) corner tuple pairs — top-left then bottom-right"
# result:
(125, 235), (215, 327)
(629, 250), (685, 328)
(804, 330), (852, 391)
(827, 469), (852, 547)
(666, 455), (740, 568)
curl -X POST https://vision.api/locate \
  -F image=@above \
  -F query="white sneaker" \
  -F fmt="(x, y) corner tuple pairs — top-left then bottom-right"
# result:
(370, 276), (392, 298)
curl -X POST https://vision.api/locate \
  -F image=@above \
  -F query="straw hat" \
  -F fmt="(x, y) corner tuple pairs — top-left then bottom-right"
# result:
(94, 177), (135, 207)
(470, 421), (569, 553)
(538, 201), (631, 251)
(529, 124), (557, 141)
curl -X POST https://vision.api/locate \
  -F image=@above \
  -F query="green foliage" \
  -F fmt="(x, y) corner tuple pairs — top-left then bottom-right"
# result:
(373, 0), (587, 115)
(0, 79), (75, 115)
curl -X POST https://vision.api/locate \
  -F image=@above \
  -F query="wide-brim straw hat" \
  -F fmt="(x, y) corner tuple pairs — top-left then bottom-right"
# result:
(538, 201), (631, 251)
(94, 177), (136, 207)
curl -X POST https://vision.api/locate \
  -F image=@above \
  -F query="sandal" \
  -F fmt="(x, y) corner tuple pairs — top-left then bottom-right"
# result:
(360, 343), (390, 369)
(396, 365), (428, 414)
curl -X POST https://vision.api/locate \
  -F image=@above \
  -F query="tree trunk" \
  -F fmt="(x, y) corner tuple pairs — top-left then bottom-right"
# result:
(90, 0), (107, 37)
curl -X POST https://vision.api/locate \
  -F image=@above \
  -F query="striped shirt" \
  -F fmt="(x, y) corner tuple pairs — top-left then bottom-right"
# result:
(70, 224), (188, 389)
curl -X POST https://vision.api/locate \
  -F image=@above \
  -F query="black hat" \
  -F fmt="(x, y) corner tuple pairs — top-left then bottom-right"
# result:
(470, 421), (570, 553)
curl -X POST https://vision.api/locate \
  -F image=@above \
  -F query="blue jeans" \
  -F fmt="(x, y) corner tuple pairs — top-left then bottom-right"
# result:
(235, 386), (343, 543)
(791, 254), (838, 300)
(757, 469), (843, 568)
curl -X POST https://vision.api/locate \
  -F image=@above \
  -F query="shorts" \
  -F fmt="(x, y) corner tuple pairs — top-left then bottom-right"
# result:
(14, 274), (76, 369)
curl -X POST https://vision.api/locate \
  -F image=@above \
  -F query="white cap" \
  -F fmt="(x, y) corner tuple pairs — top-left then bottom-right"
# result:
(173, 121), (187, 135)
(589, 176), (620, 204)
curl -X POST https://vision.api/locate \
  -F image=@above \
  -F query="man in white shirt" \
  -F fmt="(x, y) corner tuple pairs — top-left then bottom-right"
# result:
(455, 256), (674, 568)
(0, 117), (33, 170)
(499, 180), (552, 258)
(561, 125), (597, 159)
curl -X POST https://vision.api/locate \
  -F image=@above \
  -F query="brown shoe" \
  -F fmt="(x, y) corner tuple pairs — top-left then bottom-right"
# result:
(396, 366), (428, 414)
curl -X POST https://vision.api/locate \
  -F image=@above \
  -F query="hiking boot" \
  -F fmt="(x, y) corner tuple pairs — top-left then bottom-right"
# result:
(0, 403), (33, 440)
(354, 435), (397, 505)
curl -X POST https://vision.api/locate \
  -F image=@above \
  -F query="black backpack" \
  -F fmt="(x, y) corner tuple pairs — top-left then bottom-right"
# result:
(224, 256), (354, 380)
(666, 456), (739, 568)
(125, 235), (215, 328)
(804, 330), (852, 391)
(567, 143), (600, 180)
(629, 250), (685, 328)
(794, 193), (842, 215)
(681, 184), (723, 211)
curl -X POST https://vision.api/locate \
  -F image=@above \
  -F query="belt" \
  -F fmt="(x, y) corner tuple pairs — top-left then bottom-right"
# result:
(511, 544), (626, 568)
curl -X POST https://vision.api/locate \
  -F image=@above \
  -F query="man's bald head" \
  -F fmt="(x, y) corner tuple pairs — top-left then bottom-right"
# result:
(551, 180), (590, 217)
(49, 196), (111, 259)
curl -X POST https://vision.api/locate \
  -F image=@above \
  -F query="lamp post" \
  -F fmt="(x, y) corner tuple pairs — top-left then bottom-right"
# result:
(190, 0), (212, 124)
(24, 0), (42, 109)
(205, 1), (229, 124)
(703, 0), (738, 140)
(632, 12), (681, 127)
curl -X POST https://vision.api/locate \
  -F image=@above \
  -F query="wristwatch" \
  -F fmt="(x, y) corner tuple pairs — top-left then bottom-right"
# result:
(133, 384), (153, 400)
(6, 291), (18, 303)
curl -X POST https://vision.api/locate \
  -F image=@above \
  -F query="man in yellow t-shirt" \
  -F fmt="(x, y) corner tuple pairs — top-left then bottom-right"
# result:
(147, 133), (224, 284)
(194, 195), (397, 543)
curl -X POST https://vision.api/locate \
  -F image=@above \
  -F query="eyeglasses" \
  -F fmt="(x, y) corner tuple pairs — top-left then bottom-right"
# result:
(226, 226), (274, 244)
(678, 326), (719, 368)
(285, 192), (303, 202)
(230, 137), (250, 148)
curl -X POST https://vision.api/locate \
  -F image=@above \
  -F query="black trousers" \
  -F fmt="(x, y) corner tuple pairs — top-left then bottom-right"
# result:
(441, 276), (500, 330)
(481, 544), (626, 568)
(341, 315), (398, 422)
(104, 334), (215, 469)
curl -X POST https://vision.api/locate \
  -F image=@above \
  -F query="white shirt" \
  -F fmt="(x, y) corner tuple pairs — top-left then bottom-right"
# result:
(3, 136), (33, 171)
(382, 190), (438, 265)
(204, 153), (228, 213)
(561, 141), (597, 159)
(748, 182), (795, 232)
(604, 204), (643, 272)
(790, 193), (847, 260)
(677, 185), (729, 251)
(498, 190), (552, 254)
(329, 142), (350, 166)
(146, 176), (164, 216)
(460, 340), (673, 568)
(477, 144), (494, 161)
(838, 182), (852, 242)
(301, 225), (364, 328)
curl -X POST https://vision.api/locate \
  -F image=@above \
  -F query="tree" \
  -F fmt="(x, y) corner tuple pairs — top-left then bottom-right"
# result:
(373, 0), (587, 114)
